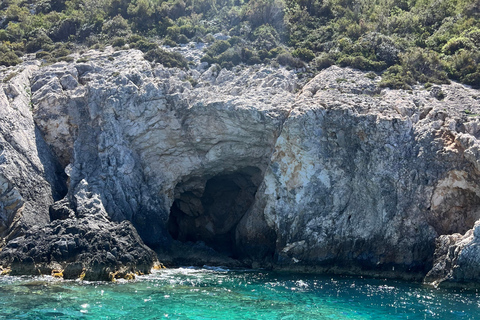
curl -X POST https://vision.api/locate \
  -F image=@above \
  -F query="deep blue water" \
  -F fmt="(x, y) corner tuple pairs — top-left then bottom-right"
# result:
(0, 267), (479, 319)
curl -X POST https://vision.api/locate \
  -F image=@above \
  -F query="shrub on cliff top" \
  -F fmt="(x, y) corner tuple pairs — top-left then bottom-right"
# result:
(0, 50), (21, 67)
(144, 48), (188, 68)
(337, 55), (387, 72)
(276, 52), (304, 68)
(400, 48), (448, 84)
(292, 47), (315, 62)
(205, 40), (231, 56)
(380, 48), (450, 89)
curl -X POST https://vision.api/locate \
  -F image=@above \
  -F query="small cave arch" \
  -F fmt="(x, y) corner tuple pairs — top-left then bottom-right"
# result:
(167, 166), (262, 257)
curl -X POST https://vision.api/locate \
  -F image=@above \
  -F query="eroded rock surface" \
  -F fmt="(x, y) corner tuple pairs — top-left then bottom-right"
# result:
(0, 63), (66, 243)
(425, 221), (480, 288)
(0, 213), (157, 281)
(29, 48), (295, 253)
(1, 49), (480, 286)
(239, 66), (480, 281)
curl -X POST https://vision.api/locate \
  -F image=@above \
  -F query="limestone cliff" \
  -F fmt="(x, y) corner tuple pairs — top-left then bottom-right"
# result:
(240, 67), (480, 285)
(0, 62), (65, 242)
(1, 47), (479, 286)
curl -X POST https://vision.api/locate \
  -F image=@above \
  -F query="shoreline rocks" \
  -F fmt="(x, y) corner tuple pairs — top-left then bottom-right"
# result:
(0, 216), (158, 281)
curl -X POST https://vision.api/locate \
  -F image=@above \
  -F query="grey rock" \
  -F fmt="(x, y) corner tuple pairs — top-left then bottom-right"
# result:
(49, 197), (75, 221)
(424, 221), (480, 288)
(239, 66), (480, 281)
(2, 50), (480, 287)
(29, 49), (296, 251)
(0, 214), (158, 280)
(0, 62), (66, 242)
(0, 55), (157, 280)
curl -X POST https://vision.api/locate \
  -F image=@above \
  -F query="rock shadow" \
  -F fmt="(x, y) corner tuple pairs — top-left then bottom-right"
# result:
(167, 166), (262, 258)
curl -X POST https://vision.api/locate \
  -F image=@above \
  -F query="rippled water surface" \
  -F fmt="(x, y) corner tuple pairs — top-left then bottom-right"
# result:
(0, 267), (479, 319)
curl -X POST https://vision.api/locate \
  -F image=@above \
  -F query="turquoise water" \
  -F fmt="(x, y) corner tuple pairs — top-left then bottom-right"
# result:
(0, 267), (478, 319)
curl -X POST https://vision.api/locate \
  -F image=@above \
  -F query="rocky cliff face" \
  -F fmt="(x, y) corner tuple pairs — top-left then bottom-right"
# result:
(0, 62), (65, 242)
(1, 47), (480, 286)
(240, 67), (480, 284)
(0, 61), (158, 280)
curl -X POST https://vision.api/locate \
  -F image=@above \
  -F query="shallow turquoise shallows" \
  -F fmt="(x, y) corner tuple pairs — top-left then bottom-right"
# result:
(0, 267), (479, 319)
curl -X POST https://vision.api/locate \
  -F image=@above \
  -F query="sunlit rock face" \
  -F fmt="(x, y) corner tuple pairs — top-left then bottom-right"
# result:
(240, 66), (480, 281)
(2, 49), (480, 286)
(29, 48), (296, 250)
(0, 63), (66, 242)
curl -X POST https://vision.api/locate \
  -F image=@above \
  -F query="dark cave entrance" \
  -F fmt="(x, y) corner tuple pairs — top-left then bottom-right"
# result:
(167, 166), (262, 257)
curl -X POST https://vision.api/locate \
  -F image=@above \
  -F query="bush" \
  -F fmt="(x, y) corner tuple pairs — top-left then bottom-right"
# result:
(337, 55), (386, 72)
(463, 71), (480, 88)
(177, 34), (189, 44)
(0, 30), (10, 42)
(221, 61), (235, 69)
(246, 0), (285, 29)
(206, 40), (231, 56)
(442, 37), (475, 54)
(268, 47), (284, 58)
(158, 0), (186, 20)
(253, 24), (280, 51)
(379, 65), (412, 89)
(166, 25), (181, 41)
(399, 48), (448, 83)
(228, 36), (243, 46)
(247, 54), (262, 65)
(313, 55), (335, 70)
(292, 48), (315, 62)
(179, 24), (196, 38)
(25, 29), (54, 53)
(102, 15), (130, 37)
(358, 32), (401, 66)
(144, 48), (188, 68)
(0, 51), (21, 66)
(217, 47), (242, 65)
(163, 38), (178, 47)
(380, 48), (450, 89)
(111, 37), (126, 47)
(52, 47), (71, 58)
(465, 28), (480, 47)
(444, 49), (479, 87)
(49, 17), (81, 42)
(128, 34), (145, 44)
(58, 56), (74, 62)
(127, 0), (156, 32)
(276, 52), (304, 68)
(131, 40), (158, 53)
(200, 54), (214, 64)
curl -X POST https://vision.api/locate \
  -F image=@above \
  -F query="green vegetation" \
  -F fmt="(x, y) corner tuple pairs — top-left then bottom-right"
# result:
(1, 0), (479, 88)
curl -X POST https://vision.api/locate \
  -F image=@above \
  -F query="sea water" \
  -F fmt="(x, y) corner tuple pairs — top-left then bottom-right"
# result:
(0, 267), (478, 319)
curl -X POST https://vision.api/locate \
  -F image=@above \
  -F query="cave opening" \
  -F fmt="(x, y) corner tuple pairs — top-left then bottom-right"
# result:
(167, 166), (262, 257)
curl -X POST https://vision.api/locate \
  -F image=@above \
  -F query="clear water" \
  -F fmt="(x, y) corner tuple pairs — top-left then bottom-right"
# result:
(0, 267), (479, 319)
